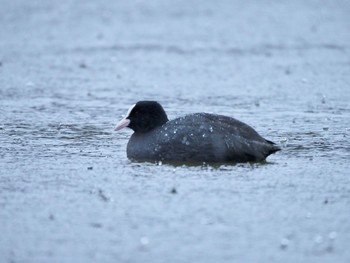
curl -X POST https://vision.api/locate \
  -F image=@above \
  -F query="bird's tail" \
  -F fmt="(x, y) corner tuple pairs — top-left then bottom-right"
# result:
(265, 140), (281, 156)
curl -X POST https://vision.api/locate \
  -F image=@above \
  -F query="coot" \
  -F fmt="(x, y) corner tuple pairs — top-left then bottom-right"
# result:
(115, 101), (280, 163)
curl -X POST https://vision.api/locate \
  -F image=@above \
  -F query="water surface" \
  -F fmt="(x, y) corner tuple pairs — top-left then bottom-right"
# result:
(1, 0), (350, 262)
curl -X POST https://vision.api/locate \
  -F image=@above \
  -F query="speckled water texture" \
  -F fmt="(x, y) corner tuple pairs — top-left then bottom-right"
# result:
(1, 0), (350, 262)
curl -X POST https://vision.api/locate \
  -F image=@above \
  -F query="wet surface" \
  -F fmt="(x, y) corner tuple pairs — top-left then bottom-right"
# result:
(1, 0), (350, 262)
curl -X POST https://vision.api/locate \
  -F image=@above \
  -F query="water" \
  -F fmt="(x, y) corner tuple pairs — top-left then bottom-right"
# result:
(1, 0), (350, 262)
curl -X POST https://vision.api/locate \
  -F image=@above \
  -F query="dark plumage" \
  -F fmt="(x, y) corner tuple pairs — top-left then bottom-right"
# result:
(115, 101), (280, 163)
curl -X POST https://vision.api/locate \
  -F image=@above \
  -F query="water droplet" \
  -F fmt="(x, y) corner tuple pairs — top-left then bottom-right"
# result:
(280, 138), (288, 147)
(280, 238), (289, 249)
(314, 235), (323, 244)
(173, 130), (177, 134)
(154, 146), (161, 152)
(26, 81), (35, 87)
(185, 141), (190, 145)
(328, 232), (337, 240)
(140, 236), (149, 245)
(158, 161), (162, 166)
(202, 133), (206, 138)
(209, 126), (213, 132)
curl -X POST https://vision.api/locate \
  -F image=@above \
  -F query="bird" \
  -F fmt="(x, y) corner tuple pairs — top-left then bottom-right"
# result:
(115, 101), (280, 163)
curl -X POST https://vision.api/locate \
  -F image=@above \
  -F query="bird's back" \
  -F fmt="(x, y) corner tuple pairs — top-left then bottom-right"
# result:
(127, 113), (280, 163)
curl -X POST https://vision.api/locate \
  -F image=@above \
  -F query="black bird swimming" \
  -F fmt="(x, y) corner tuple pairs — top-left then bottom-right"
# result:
(115, 101), (280, 163)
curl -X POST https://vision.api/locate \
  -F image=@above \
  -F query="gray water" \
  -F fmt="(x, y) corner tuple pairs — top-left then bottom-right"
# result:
(1, 0), (350, 262)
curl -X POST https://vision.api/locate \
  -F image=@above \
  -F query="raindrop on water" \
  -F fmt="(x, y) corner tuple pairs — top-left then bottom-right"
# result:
(328, 232), (337, 240)
(280, 137), (288, 147)
(26, 81), (35, 87)
(314, 235), (323, 244)
(280, 238), (290, 249)
(140, 236), (149, 246)
(305, 212), (312, 219)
